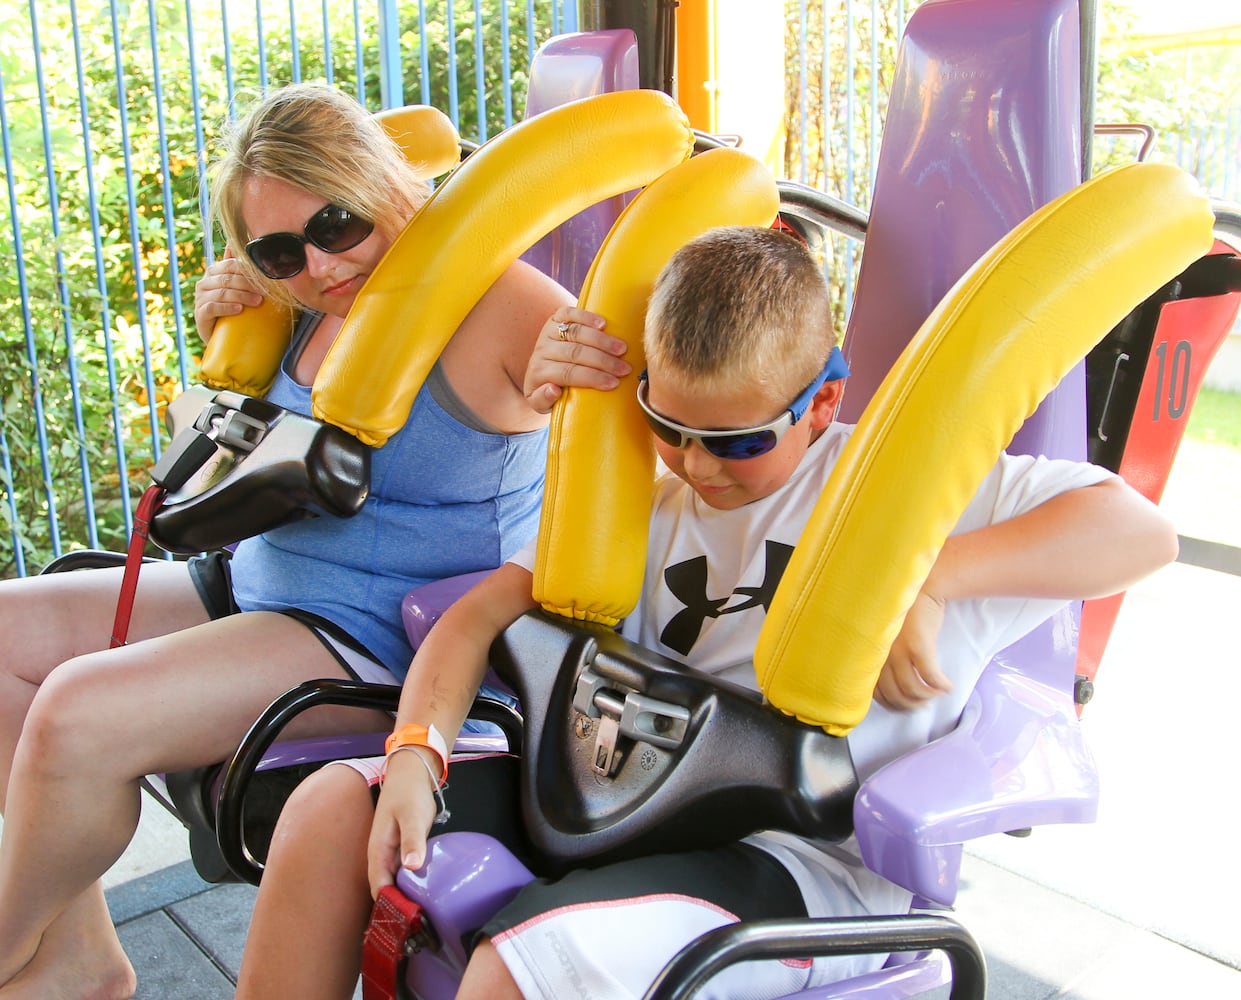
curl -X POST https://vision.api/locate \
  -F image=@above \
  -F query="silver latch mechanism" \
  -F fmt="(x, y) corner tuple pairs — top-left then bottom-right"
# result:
(195, 403), (269, 453)
(592, 714), (622, 777)
(573, 666), (691, 777)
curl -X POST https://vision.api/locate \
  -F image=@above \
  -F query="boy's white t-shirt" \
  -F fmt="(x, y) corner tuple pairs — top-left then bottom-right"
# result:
(509, 421), (1112, 977)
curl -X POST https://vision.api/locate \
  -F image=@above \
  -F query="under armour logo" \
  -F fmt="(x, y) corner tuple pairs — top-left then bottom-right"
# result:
(659, 540), (795, 655)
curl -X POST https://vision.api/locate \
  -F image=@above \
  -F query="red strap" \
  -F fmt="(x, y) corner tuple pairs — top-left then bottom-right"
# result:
(361, 886), (425, 1000)
(109, 484), (166, 648)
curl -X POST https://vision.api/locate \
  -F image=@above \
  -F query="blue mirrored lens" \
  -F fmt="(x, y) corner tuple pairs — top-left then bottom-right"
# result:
(640, 408), (780, 461)
(701, 431), (779, 460)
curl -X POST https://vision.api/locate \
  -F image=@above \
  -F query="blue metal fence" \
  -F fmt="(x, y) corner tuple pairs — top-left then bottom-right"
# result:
(1, 1), (1238, 577)
(1, 0), (577, 576)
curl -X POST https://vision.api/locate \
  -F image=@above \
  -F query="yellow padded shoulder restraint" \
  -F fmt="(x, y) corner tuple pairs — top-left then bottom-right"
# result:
(533, 148), (780, 624)
(197, 104), (463, 397)
(198, 295), (296, 397)
(374, 104), (462, 181)
(754, 163), (1214, 735)
(312, 90), (695, 446)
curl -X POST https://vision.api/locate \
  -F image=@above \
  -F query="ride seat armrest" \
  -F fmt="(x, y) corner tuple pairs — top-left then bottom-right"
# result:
(401, 570), (495, 649)
(853, 660), (1099, 906)
(395, 832), (534, 973)
(402, 571), (520, 711)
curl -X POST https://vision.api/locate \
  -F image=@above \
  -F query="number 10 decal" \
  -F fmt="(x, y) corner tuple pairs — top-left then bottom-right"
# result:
(1152, 340), (1192, 421)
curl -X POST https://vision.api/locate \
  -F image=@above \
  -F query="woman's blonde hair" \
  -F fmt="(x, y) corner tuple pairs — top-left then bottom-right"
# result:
(644, 226), (837, 407)
(206, 83), (430, 303)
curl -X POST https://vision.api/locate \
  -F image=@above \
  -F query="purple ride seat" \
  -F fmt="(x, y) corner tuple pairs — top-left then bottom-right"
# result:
(844, 0), (1098, 911)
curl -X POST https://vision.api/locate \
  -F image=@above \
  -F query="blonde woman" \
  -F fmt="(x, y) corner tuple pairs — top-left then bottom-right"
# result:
(0, 83), (572, 999)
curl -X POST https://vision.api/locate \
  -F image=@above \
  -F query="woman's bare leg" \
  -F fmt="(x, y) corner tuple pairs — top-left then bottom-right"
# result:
(0, 561), (210, 804)
(0, 885), (133, 1000)
(236, 765), (376, 1000)
(0, 562), (210, 1000)
(0, 567), (389, 996)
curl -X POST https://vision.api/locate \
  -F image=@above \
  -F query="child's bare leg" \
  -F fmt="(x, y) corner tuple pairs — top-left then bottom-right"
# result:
(236, 764), (376, 1000)
(0, 609), (388, 991)
(458, 939), (524, 1000)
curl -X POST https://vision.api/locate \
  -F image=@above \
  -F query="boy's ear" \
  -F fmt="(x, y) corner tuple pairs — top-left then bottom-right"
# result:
(807, 378), (844, 429)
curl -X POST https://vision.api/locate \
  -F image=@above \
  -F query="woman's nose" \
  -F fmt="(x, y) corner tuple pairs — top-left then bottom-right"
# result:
(303, 243), (336, 277)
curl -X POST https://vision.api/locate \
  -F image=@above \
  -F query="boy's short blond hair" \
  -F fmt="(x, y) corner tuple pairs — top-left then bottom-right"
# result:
(207, 83), (431, 304)
(644, 226), (837, 407)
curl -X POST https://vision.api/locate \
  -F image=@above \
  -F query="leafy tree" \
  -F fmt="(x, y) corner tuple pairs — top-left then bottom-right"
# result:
(1093, 3), (1241, 180)
(781, 1), (916, 329)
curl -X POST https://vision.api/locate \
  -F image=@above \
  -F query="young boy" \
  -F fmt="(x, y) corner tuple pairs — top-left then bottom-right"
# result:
(236, 227), (1177, 1000)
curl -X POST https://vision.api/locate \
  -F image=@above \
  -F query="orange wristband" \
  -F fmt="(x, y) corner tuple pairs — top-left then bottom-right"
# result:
(384, 723), (449, 786)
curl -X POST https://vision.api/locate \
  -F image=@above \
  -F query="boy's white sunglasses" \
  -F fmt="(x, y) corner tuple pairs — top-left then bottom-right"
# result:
(636, 346), (850, 461)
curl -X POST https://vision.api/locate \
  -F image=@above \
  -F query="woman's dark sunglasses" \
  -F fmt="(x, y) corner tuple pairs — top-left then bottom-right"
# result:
(244, 204), (374, 279)
(636, 346), (851, 461)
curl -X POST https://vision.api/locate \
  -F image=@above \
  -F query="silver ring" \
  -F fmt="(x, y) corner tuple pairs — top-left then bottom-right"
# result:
(557, 321), (571, 341)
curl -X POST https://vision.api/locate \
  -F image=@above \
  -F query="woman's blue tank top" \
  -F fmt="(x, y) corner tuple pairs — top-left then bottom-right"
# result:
(228, 316), (548, 676)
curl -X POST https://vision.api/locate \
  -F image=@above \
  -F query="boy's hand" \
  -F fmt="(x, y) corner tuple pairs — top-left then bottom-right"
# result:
(523, 308), (630, 414)
(367, 749), (443, 898)
(874, 589), (953, 711)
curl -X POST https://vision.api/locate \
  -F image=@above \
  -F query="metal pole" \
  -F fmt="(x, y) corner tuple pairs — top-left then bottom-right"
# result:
(577, 0), (676, 94)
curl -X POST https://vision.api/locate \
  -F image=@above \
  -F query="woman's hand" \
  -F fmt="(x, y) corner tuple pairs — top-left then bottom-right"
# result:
(193, 249), (264, 342)
(367, 749), (445, 898)
(873, 589), (952, 711)
(523, 308), (631, 414)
